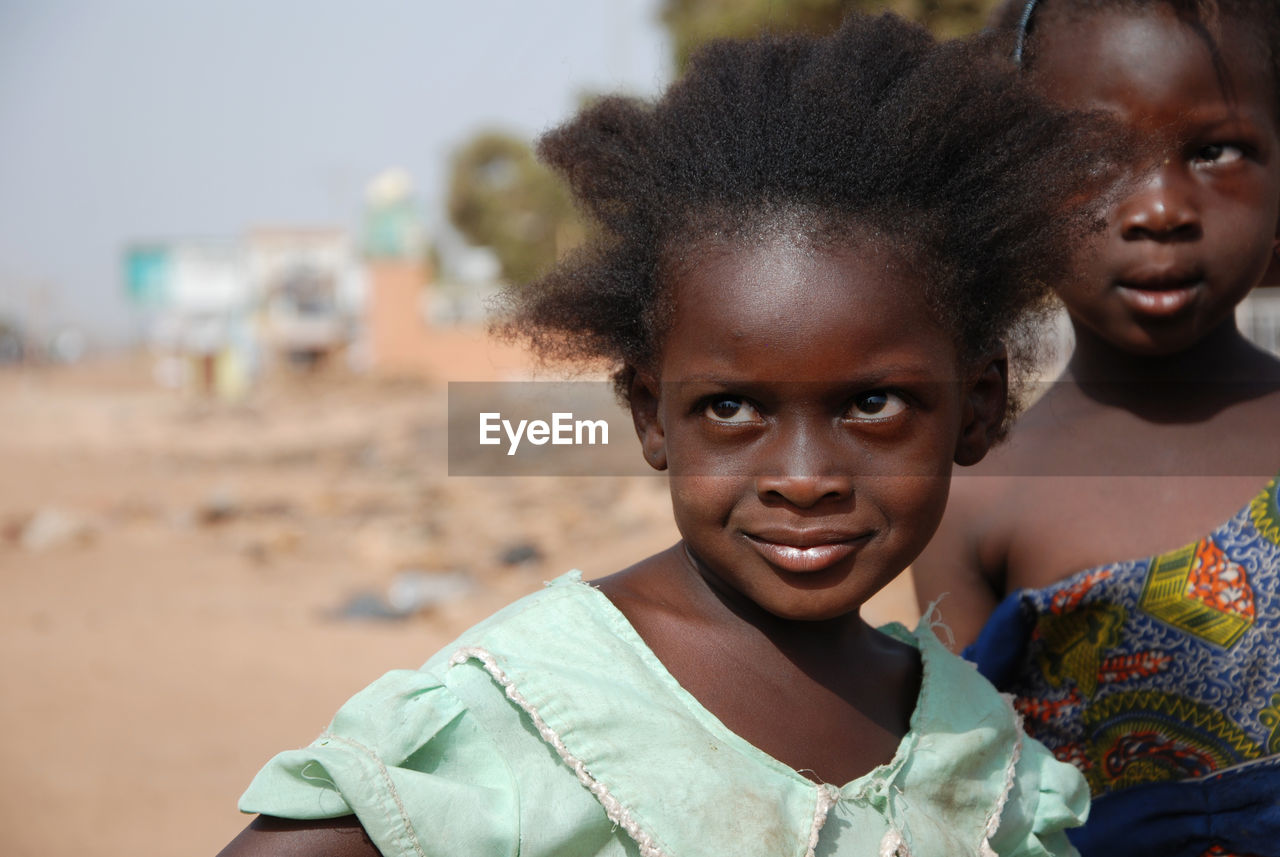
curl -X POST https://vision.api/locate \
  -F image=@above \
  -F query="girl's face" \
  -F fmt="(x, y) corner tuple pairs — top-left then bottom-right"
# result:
(1030, 6), (1280, 355)
(631, 236), (1004, 622)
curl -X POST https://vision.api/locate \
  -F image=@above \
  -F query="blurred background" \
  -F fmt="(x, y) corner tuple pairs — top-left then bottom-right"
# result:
(6, 2), (1280, 856)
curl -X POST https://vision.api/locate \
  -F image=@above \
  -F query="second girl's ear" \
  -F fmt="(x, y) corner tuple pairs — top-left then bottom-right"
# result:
(954, 350), (1008, 467)
(628, 371), (668, 472)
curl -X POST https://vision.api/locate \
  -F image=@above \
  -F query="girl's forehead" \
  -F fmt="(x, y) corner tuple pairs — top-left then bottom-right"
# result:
(1029, 6), (1279, 129)
(1032, 4), (1271, 78)
(665, 233), (922, 308)
(658, 237), (951, 366)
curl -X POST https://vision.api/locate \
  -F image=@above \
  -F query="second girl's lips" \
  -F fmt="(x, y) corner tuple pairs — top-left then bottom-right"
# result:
(1115, 284), (1199, 316)
(743, 530), (872, 573)
(1114, 270), (1202, 317)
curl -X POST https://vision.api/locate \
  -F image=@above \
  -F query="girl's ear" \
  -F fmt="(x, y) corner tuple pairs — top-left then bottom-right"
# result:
(629, 371), (668, 471)
(954, 350), (1008, 467)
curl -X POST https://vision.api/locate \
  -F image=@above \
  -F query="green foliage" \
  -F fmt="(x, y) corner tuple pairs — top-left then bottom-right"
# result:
(880, 0), (1000, 37)
(446, 131), (584, 285)
(661, 0), (857, 73)
(661, 0), (999, 74)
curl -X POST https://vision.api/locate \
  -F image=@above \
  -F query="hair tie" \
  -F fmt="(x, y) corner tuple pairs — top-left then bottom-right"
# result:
(1013, 0), (1041, 64)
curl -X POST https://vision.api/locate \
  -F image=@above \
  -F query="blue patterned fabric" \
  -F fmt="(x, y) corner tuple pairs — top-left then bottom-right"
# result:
(967, 474), (1280, 857)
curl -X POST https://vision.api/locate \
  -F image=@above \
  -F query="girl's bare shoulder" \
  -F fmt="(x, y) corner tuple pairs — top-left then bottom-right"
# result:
(217, 816), (380, 857)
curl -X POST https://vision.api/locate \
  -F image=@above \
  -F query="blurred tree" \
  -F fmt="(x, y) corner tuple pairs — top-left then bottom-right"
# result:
(446, 131), (584, 285)
(886, 0), (1000, 36)
(661, 0), (999, 74)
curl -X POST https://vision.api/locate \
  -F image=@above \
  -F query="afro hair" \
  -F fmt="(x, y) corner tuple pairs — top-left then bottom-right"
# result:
(496, 12), (1125, 417)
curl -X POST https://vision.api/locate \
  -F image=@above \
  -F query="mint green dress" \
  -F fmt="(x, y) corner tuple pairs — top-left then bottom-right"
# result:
(240, 572), (1088, 857)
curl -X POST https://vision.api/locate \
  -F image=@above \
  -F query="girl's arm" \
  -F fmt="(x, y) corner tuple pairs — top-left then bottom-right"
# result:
(217, 815), (383, 857)
(912, 475), (1008, 650)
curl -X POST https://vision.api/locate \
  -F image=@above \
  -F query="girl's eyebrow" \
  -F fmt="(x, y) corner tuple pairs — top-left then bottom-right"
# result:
(1190, 109), (1273, 132)
(1158, 109), (1276, 147)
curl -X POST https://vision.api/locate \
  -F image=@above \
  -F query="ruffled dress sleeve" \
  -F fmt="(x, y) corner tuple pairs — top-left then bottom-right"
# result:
(989, 724), (1091, 857)
(238, 668), (519, 857)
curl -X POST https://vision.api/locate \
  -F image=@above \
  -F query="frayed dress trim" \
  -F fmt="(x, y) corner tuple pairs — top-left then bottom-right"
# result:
(451, 645), (842, 857)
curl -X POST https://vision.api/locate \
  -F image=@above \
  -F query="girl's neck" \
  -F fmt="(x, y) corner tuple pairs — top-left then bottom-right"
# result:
(681, 543), (873, 658)
(1065, 317), (1276, 386)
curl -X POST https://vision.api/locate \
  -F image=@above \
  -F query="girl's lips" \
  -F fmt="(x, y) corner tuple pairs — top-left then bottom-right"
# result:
(744, 534), (869, 573)
(1114, 282), (1199, 317)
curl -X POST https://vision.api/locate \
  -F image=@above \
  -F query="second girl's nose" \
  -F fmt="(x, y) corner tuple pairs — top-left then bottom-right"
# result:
(1118, 163), (1201, 242)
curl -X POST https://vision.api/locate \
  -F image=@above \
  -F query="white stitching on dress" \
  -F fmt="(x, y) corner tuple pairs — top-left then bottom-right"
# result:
(979, 693), (1025, 857)
(450, 646), (674, 857)
(315, 732), (428, 857)
(806, 784), (840, 857)
(879, 826), (910, 857)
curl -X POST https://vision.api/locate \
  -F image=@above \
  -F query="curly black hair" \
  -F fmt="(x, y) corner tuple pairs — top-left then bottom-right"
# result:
(994, 0), (1280, 106)
(495, 12), (1122, 419)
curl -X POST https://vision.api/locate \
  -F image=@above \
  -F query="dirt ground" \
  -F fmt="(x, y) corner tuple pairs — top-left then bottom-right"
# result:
(0, 332), (919, 857)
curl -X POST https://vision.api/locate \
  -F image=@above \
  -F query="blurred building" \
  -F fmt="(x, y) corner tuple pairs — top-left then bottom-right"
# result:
(124, 229), (362, 398)
(126, 238), (254, 398)
(121, 168), (538, 391)
(355, 169), (532, 381)
(360, 168), (433, 375)
(248, 227), (362, 371)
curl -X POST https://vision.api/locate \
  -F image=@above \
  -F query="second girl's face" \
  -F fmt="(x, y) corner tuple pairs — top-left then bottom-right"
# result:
(1031, 7), (1280, 354)
(633, 236), (998, 622)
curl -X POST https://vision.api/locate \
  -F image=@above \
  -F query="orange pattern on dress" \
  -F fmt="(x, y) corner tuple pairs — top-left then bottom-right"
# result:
(1186, 539), (1255, 620)
(1098, 650), (1171, 684)
(1049, 569), (1113, 614)
(1052, 742), (1091, 772)
(1014, 688), (1082, 723)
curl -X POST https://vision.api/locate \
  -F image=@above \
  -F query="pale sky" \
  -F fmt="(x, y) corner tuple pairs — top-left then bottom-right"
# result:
(0, 0), (670, 345)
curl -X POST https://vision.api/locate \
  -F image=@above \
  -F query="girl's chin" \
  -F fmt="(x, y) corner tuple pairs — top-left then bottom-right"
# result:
(751, 573), (878, 623)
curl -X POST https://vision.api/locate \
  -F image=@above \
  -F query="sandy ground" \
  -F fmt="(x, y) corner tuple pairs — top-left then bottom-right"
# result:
(0, 334), (919, 857)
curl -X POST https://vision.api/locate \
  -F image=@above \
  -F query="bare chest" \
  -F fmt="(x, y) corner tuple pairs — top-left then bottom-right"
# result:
(606, 585), (920, 785)
(998, 474), (1270, 591)
(987, 387), (1279, 590)
(677, 649), (918, 786)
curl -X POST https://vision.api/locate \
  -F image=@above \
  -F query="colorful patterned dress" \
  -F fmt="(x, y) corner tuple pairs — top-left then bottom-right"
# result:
(967, 474), (1280, 857)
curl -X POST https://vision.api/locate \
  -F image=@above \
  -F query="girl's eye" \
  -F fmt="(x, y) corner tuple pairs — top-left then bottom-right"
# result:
(1193, 143), (1244, 166)
(848, 391), (906, 422)
(704, 397), (761, 424)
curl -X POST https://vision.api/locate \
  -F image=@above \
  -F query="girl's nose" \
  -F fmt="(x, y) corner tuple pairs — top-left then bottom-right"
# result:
(755, 473), (854, 508)
(1118, 163), (1201, 242)
(752, 421), (856, 508)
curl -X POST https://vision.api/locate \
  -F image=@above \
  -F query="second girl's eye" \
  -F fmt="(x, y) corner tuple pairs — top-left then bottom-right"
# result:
(704, 397), (761, 424)
(849, 391), (906, 421)
(1193, 143), (1244, 167)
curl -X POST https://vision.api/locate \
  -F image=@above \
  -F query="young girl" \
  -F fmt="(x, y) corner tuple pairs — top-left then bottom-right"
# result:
(914, 2), (1280, 855)
(219, 14), (1120, 857)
